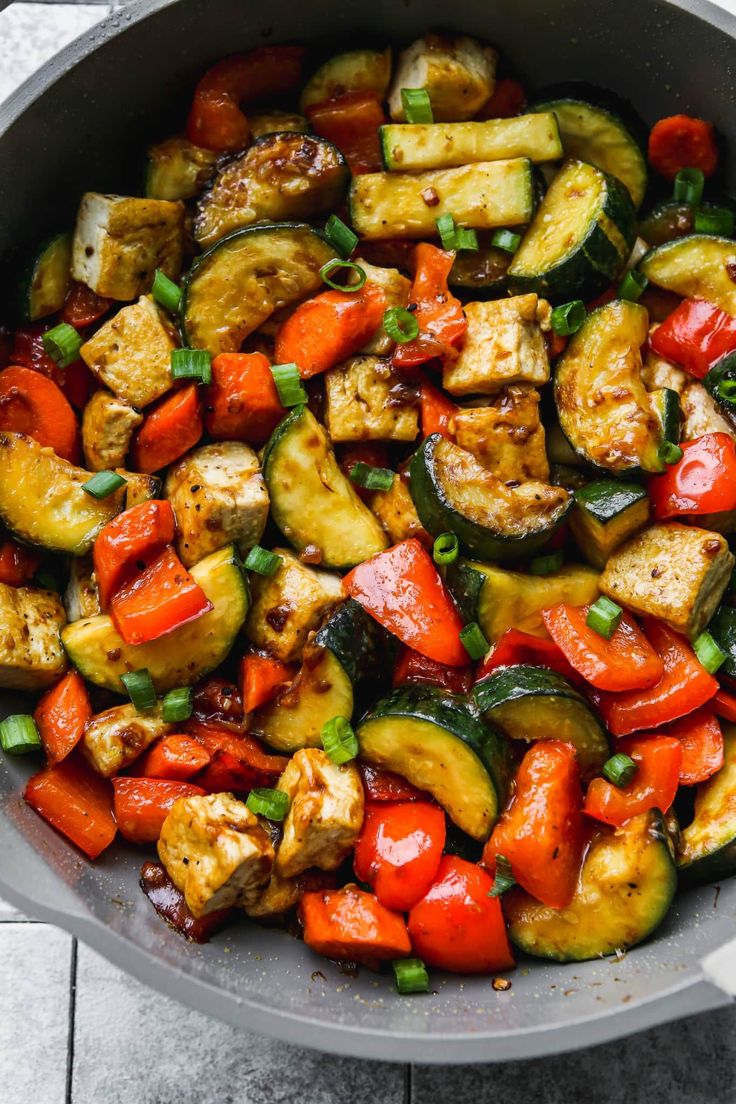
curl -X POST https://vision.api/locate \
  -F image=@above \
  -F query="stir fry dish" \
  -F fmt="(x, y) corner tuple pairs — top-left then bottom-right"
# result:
(3, 31), (736, 991)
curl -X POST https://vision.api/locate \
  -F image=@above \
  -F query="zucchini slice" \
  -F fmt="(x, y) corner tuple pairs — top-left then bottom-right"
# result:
(348, 159), (533, 240)
(61, 544), (247, 693)
(704, 351), (736, 431)
(507, 159), (635, 300)
(249, 111), (309, 139)
(638, 235), (736, 315)
(193, 134), (348, 247)
(145, 136), (218, 201)
(262, 407), (388, 569)
(16, 232), (72, 322)
(449, 236), (512, 294)
(529, 96), (647, 208)
(703, 605), (736, 679)
(678, 724), (736, 887)
(555, 300), (680, 474)
(473, 664), (609, 772)
(181, 223), (336, 355)
(299, 48), (392, 113)
(409, 434), (570, 562)
(0, 432), (124, 555)
(380, 113), (562, 172)
(505, 810), (677, 962)
(356, 686), (510, 841)
(569, 480), (650, 569)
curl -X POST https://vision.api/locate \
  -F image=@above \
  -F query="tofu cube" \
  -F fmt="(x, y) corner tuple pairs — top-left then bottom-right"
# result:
(0, 583), (67, 691)
(158, 792), (274, 917)
(388, 34), (497, 122)
(600, 522), (734, 640)
(81, 703), (171, 777)
(116, 470), (162, 508)
(82, 390), (143, 471)
(450, 386), (549, 482)
(681, 382), (736, 442)
(355, 259), (412, 356)
(165, 442), (269, 568)
(275, 749), (364, 878)
(370, 470), (428, 545)
(71, 192), (185, 300)
(325, 355), (419, 443)
(443, 295), (550, 396)
(80, 296), (177, 407)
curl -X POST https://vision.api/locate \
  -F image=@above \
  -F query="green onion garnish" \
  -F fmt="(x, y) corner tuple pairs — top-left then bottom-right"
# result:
(550, 299), (586, 337)
(618, 269), (648, 302)
(658, 440), (683, 465)
(324, 214), (358, 258)
(349, 463), (395, 492)
(673, 167), (705, 206)
(401, 88), (433, 124)
(460, 621), (489, 661)
(392, 958), (430, 995)
(586, 596), (623, 640)
(321, 715), (358, 764)
(0, 714), (42, 756)
(244, 545), (283, 576)
(383, 306), (419, 344)
(693, 630), (727, 674)
(490, 229), (522, 254)
(433, 532), (459, 566)
(320, 258), (366, 292)
(120, 668), (157, 712)
(270, 363), (307, 408)
(42, 322), (82, 368)
(81, 470), (126, 500)
(246, 787), (290, 821)
(529, 551), (564, 576)
(694, 206), (735, 237)
(171, 347), (212, 384)
(436, 213), (457, 250)
(488, 854), (516, 898)
(455, 227), (479, 251)
(602, 752), (637, 788)
(161, 686), (193, 724)
(717, 379), (736, 405)
(151, 269), (182, 313)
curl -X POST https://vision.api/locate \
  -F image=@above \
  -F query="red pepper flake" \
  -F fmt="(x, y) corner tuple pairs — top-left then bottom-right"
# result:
(421, 187), (440, 207)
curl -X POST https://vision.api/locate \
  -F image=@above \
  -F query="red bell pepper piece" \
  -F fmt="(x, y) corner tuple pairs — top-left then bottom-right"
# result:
(11, 323), (60, 379)
(110, 545), (212, 645)
(542, 604), (664, 692)
(241, 652), (295, 713)
(354, 801), (446, 912)
(33, 670), (92, 766)
(584, 736), (682, 826)
(393, 644), (473, 693)
(204, 352), (285, 446)
(307, 91), (386, 174)
(392, 244), (467, 369)
(25, 756), (116, 859)
(189, 723), (288, 792)
(407, 855), (515, 974)
(140, 860), (232, 943)
(274, 283), (387, 379)
(419, 380), (458, 439)
(93, 499), (175, 609)
(649, 298), (736, 379)
(61, 281), (112, 328)
(482, 741), (586, 909)
(714, 688), (736, 722)
(476, 627), (581, 684)
(476, 77), (527, 119)
(0, 364), (80, 463)
(648, 115), (718, 180)
(0, 538), (41, 587)
(357, 762), (427, 803)
(299, 885), (411, 967)
(139, 733), (212, 782)
(113, 777), (206, 844)
(649, 434), (736, 519)
(590, 619), (718, 736)
(131, 384), (203, 474)
(343, 538), (467, 666)
(659, 707), (724, 784)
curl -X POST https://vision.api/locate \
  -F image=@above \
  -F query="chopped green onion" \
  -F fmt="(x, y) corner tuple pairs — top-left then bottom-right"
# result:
(0, 714), (41, 756)
(455, 227), (479, 252)
(151, 269), (182, 313)
(120, 668), (156, 712)
(383, 306), (419, 344)
(694, 206), (735, 237)
(82, 470), (126, 499)
(42, 322), (82, 368)
(488, 854), (516, 898)
(246, 787), (290, 821)
(401, 88), (433, 124)
(321, 715), (358, 764)
(586, 596), (623, 640)
(529, 551), (564, 576)
(270, 362), (307, 407)
(436, 213), (457, 250)
(460, 621), (489, 661)
(694, 630), (727, 674)
(618, 269), (648, 302)
(490, 229), (522, 254)
(171, 347), (212, 383)
(349, 462), (395, 492)
(550, 299), (586, 337)
(658, 440), (683, 465)
(324, 214), (358, 258)
(673, 167), (705, 206)
(717, 379), (736, 405)
(244, 545), (283, 576)
(433, 532), (459, 566)
(392, 958), (430, 995)
(320, 258), (366, 291)
(602, 752), (637, 788)
(161, 686), (193, 724)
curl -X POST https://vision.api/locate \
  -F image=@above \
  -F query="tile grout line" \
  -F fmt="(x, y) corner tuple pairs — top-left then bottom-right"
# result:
(404, 1064), (412, 1104)
(64, 937), (78, 1104)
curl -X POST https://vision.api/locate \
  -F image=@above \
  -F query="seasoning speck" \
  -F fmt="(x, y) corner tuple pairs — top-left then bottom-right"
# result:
(492, 977), (512, 992)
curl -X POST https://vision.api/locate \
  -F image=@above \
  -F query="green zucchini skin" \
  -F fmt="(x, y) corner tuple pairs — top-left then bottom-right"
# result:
(15, 232), (72, 323)
(573, 480), (648, 525)
(315, 598), (395, 688)
(704, 606), (736, 678)
(570, 479), (650, 568)
(704, 352), (736, 431)
(678, 725), (736, 887)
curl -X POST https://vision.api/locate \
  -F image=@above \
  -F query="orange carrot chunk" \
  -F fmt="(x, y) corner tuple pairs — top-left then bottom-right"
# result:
(25, 756), (117, 859)
(0, 365), (79, 462)
(131, 384), (202, 473)
(274, 282), (387, 379)
(139, 733), (212, 782)
(299, 885), (411, 967)
(648, 114), (718, 180)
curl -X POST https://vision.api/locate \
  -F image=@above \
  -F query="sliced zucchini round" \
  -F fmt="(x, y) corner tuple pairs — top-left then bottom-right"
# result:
(262, 406), (388, 569)
(299, 48), (392, 113)
(61, 544), (248, 693)
(16, 232), (72, 322)
(569, 480), (650, 569)
(678, 724), (736, 887)
(704, 351), (736, 431)
(473, 664), (609, 773)
(638, 235), (736, 316)
(449, 236), (512, 295)
(409, 434), (571, 562)
(180, 223), (336, 355)
(249, 111), (309, 140)
(507, 158), (635, 300)
(505, 810), (677, 962)
(356, 686), (510, 841)
(145, 136), (218, 201)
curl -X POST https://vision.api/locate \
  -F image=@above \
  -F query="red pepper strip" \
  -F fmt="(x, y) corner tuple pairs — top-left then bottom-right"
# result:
(188, 723), (288, 792)
(589, 619), (718, 736)
(659, 707), (724, 784)
(131, 384), (203, 474)
(274, 283), (387, 379)
(34, 670), (92, 766)
(113, 778), (206, 844)
(648, 114), (718, 180)
(649, 433), (736, 519)
(392, 244), (467, 369)
(542, 604), (664, 692)
(393, 644), (473, 693)
(139, 734), (212, 782)
(307, 91), (386, 174)
(0, 539), (41, 587)
(419, 380), (458, 439)
(476, 627), (582, 684)
(475, 77), (527, 119)
(343, 538), (467, 666)
(140, 861), (232, 943)
(61, 281), (112, 328)
(482, 741), (586, 909)
(357, 762), (427, 803)
(240, 652), (295, 714)
(354, 801), (446, 912)
(204, 352), (285, 447)
(584, 736), (682, 826)
(714, 688), (736, 722)
(299, 885), (411, 967)
(25, 756), (116, 859)
(93, 499), (175, 609)
(110, 545), (213, 646)
(649, 298), (736, 379)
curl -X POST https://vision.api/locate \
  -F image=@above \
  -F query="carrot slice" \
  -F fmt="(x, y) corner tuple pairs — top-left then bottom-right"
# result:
(648, 114), (718, 180)
(188, 723), (288, 792)
(0, 365), (79, 461)
(25, 756), (117, 859)
(299, 885), (411, 966)
(131, 384), (202, 473)
(204, 352), (285, 445)
(139, 733), (212, 782)
(241, 653), (294, 713)
(34, 670), (92, 766)
(274, 282), (387, 379)
(542, 604), (664, 692)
